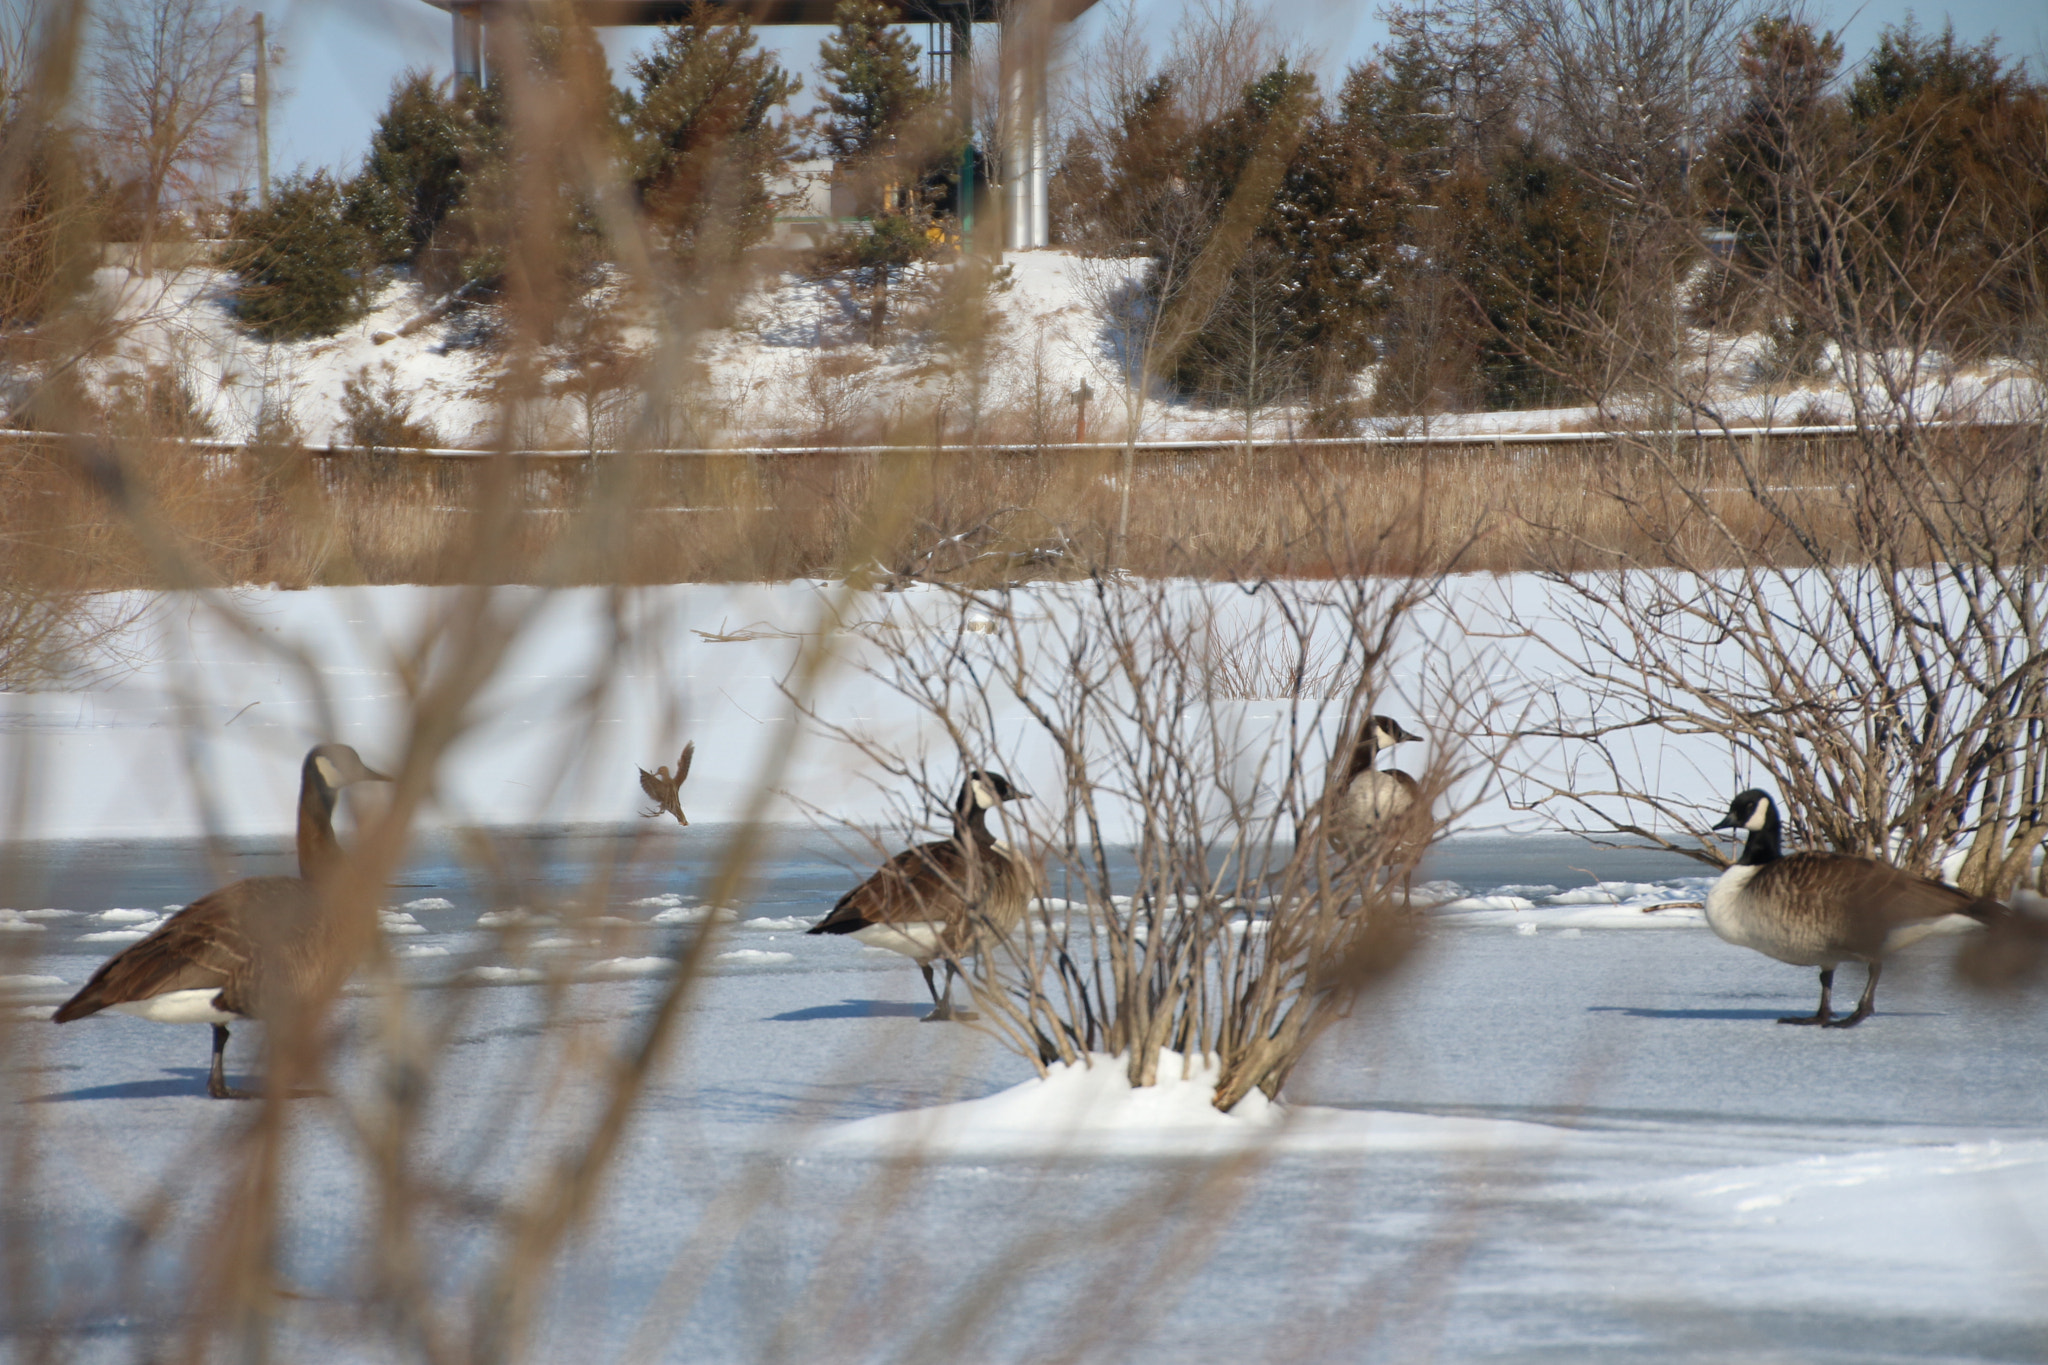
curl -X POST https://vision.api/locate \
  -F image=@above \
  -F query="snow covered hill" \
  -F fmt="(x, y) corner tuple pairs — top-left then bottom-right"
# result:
(29, 250), (2039, 452)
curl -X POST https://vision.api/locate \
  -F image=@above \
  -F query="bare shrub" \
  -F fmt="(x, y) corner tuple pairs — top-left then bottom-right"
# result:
(812, 557), (1484, 1110)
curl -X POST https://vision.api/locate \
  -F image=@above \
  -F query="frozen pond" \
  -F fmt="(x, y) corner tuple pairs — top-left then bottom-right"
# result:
(6, 828), (2045, 1362)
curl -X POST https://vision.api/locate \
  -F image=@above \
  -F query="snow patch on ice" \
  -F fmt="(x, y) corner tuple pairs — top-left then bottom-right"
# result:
(717, 949), (794, 966)
(0, 911), (48, 932)
(402, 897), (455, 912)
(1431, 877), (1715, 929)
(582, 956), (675, 979)
(462, 965), (544, 985)
(652, 903), (738, 925)
(744, 916), (810, 931)
(822, 1049), (1577, 1158)
(381, 910), (428, 935)
(476, 908), (550, 929)
(0, 974), (65, 993)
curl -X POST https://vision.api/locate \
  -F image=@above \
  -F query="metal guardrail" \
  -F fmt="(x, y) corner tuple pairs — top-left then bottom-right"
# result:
(0, 420), (2034, 461)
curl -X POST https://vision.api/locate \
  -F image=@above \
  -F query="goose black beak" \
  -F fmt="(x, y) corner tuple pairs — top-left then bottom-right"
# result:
(1711, 813), (1736, 830)
(365, 766), (395, 784)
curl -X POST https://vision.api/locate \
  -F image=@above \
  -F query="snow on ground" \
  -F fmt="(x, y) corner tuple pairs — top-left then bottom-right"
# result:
(822, 1048), (1569, 1158)
(54, 265), (498, 447)
(43, 251), (2040, 451)
(0, 576), (1746, 847)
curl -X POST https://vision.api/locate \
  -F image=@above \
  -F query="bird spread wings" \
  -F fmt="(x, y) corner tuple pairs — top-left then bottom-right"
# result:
(638, 741), (694, 824)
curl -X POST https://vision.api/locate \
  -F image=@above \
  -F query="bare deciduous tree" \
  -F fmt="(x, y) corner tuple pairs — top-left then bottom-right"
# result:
(92, 0), (251, 271)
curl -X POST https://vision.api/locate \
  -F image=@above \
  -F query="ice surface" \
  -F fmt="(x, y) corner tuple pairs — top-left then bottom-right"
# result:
(12, 832), (2048, 1363)
(3, 578), (2043, 1360)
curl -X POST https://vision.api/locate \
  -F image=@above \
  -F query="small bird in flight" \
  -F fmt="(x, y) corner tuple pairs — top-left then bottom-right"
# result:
(639, 741), (694, 825)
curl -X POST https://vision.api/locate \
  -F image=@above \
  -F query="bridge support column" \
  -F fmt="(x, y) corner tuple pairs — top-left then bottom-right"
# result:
(1001, 4), (1053, 250)
(453, 3), (483, 83)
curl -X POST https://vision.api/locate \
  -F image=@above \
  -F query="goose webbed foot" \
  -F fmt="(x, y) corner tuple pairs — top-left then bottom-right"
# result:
(919, 961), (977, 1022)
(1777, 968), (1839, 1027)
(1823, 964), (1880, 1028)
(207, 1024), (256, 1099)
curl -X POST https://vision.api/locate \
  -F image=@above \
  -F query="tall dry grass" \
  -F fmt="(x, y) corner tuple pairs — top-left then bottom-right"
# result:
(2, 427), (2027, 591)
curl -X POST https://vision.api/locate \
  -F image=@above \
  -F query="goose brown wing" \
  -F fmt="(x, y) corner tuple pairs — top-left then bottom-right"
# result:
(639, 767), (670, 805)
(809, 838), (972, 934)
(1761, 854), (1979, 956)
(674, 742), (694, 786)
(53, 880), (289, 1022)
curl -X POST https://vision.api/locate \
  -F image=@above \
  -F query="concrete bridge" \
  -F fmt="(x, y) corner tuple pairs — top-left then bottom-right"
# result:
(417, 0), (1100, 250)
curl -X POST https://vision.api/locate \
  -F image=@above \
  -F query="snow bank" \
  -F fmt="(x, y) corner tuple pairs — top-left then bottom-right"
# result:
(1430, 876), (1714, 930)
(822, 1049), (1577, 1158)
(716, 949), (794, 966)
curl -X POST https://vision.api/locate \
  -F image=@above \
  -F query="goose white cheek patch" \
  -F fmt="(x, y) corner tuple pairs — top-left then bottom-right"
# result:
(315, 756), (342, 788)
(1744, 798), (1772, 833)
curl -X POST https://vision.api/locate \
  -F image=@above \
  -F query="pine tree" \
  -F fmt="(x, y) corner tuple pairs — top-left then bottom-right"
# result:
(627, 2), (802, 271)
(1845, 22), (2047, 353)
(345, 72), (475, 268)
(223, 172), (371, 340)
(818, 0), (932, 164)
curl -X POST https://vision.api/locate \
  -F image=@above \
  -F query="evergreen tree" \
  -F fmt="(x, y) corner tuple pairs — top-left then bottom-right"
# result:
(1262, 66), (1408, 390)
(818, 0), (932, 163)
(223, 172), (371, 340)
(1845, 22), (2047, 351)
(345, 72), (476, 268)
(627, 2), (802, 270)
(1707, 17), (1844, 279)
(0, 120), (93, 329)
(1444, 143), (1608, 408)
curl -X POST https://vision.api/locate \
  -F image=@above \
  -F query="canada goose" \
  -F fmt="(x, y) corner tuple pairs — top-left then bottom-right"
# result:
(52, 743), (393, 1097)
(639, 741), (695, 825)
(1693, 788), (2010, 1027)
(807, 771), (1035, 1022)
(1324, 716), (1426, 888)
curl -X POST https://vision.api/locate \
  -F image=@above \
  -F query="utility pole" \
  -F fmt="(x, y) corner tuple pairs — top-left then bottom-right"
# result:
(252, 11), (270, 206)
